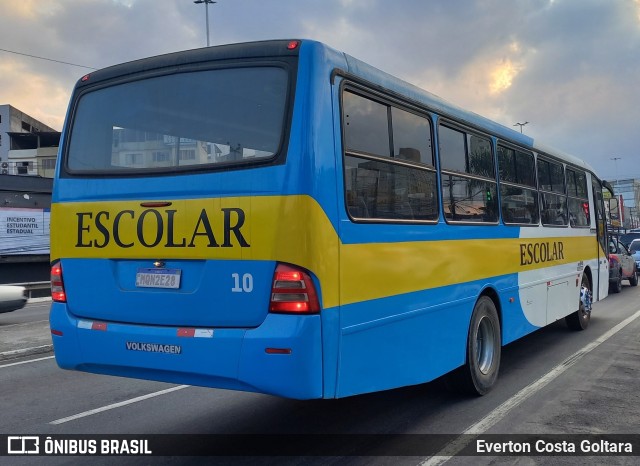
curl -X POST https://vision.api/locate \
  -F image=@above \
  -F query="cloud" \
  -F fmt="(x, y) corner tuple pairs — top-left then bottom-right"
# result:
(0, 0), (639, 179)
(0, 59), (69, 130)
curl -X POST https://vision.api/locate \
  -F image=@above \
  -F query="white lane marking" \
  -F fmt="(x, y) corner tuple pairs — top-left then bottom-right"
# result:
(0, 355), (54, 368)
(50, 385), (190, 425)
(421, 309), (640, 466)
(0, 344), (53, 360)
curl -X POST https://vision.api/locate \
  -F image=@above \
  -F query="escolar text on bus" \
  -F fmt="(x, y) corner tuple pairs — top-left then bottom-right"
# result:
(519, 241), (565, 266)
(75, 207), (250, 249)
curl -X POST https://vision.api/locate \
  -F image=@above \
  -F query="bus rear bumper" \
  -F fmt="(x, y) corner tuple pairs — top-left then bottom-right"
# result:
(49, 303), (323, 399)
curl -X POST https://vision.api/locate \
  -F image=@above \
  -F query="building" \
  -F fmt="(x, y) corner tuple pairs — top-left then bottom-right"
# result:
(0, 104), (58, 171)
(6, 131), (60, 177)
(0, 104), (57, 283)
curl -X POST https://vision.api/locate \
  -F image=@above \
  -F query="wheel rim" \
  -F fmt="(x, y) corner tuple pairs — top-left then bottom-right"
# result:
(476, 315), (496, 375)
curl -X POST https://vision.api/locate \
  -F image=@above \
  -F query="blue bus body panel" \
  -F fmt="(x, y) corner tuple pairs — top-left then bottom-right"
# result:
(51, 303), (323, 399)
(62, 258), (276, 327)
(335, 274), (537, 397)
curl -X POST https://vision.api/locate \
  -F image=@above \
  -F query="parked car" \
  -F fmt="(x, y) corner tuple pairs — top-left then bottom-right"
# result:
(0, 285), (28, 314)
(609, 239), (638, 293)
(629, 239), (640, 276)
(619, 232), (640, 248)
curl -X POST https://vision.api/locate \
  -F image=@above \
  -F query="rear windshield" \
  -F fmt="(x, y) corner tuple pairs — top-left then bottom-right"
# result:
(65, 66), (289, 174)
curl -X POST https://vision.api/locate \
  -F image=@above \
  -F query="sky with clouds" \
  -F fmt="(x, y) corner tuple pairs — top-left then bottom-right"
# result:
(1, 0), (639, 181)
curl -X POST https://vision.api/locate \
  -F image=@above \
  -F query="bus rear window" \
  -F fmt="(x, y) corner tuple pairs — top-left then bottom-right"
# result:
(66, 66), (289, 173)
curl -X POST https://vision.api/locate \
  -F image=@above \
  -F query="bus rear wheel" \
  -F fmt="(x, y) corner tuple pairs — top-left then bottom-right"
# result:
(566, 274), (591, 331)
(453, 296), (501, 396)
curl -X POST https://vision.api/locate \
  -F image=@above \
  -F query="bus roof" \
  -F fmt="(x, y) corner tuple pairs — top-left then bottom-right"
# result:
(74, 39), (302, 90)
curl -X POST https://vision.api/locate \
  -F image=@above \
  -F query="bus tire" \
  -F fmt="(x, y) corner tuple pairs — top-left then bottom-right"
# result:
(566, 274), (591, 331)
(609, 272), (622, 293)
(455, 296), (501, 396)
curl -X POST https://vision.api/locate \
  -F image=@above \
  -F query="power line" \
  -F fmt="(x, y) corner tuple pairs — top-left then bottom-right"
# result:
(0, 47), (97, 70)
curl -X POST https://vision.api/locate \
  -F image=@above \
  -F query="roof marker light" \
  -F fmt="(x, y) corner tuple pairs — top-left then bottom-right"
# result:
(81, 74), (91, 82)
(287, 40), (300, 50)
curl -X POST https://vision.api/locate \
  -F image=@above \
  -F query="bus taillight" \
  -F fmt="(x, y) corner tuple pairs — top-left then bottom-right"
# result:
(269, 263), (320, 314)
(51, 261), (67, 303)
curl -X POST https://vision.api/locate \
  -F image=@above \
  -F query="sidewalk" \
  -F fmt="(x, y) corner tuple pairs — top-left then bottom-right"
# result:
(0, 298), (53, 361)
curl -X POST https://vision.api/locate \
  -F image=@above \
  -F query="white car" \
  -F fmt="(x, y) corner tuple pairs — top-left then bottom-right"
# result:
(630, 239), (640, 275)
(0, 285), (28, 314)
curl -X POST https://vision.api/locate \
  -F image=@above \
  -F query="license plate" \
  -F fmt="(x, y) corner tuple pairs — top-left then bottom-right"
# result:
(136, 268), (181, 289)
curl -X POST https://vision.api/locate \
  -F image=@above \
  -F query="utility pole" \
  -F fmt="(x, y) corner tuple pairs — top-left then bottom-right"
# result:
(194, 0), (217, 47)
(610, 157), (621, 194)
(513, 121), (529, 133)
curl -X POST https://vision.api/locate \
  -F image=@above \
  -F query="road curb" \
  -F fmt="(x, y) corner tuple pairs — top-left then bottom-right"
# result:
(0, 344), (53, 362)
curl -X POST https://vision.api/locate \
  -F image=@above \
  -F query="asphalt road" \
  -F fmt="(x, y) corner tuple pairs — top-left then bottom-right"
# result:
(1, 284), (640, 465)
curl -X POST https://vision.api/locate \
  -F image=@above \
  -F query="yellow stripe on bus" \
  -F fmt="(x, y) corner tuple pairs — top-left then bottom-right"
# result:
(51, 195), (598, 309)
(340, 236), (596, 306)
(51, 195), (341, 308)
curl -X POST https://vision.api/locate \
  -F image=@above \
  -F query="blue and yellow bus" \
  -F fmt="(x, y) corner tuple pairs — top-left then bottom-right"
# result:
(50, 39), (608, 399)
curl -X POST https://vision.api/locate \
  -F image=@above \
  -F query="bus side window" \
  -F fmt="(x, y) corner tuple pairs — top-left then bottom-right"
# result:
(342, 89), (438, 222)
(498, 145), (539, 226)
(538, 158), (567, 227)
(439, 125), (497, 223)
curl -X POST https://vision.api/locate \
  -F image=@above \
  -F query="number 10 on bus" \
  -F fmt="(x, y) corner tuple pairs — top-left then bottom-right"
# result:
(231, 273), (253, 293)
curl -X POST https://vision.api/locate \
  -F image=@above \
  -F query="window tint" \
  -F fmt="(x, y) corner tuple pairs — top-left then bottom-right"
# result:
(540, 192), (568, 226)
(440, 126), (494, 178)
(343, 92), (390, 157)
(67, 66), (288, 172)
(498, 145), (538, 225)
(439, 124), (497, 224)
(567, 198), (589, 227)
(567, 168), (587, 198)
(501, 186), (539, 225)
(345, 156), (438, 221)
(468, 134), (493, 178)
(439, 126), (466, 173)
(498, 145), (536, 187)
(515, 150), (536, 187)
(566, 168), (589, 227)
(538, 158), (567, 226)
(391, 107), (433, 166)
(538, 158), (564, 194)
(498, 146), (516, 183)
(441, 174), (498, 223)
(342, 89), (437, 222)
